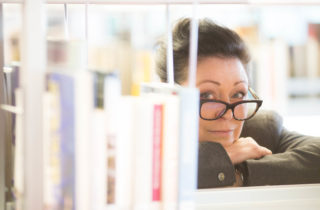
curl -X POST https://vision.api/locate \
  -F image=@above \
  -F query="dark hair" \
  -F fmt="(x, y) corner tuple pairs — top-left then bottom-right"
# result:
(155, 18), (251, 84)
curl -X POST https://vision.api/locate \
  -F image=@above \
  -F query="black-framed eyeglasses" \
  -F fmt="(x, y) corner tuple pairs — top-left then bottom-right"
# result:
(199, 88), (263, 121)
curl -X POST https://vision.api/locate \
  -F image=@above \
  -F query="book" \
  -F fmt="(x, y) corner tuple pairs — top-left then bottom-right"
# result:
(45, 72), (76, 210)
(306, 23), (320, 79)
(89, 109), (107, 210)
(291, 44), (307, 78)
(44, 70), (94, 210)
(131, 50), (154, 96)
(132, 96), (154, 210)
(152, 103), (163, 206)
(177, 87), (199, 210)
(92, 71), (105, 109)
(161, 94), (179, 210)
(104, 72), (121, 207)
(73, 71), (94, 210)
(115, 96), (136, 210)
(256, 40), (288, 114)
(43, 90), (57, 210)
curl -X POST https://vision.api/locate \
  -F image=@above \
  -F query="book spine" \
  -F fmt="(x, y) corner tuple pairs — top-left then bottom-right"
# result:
(75, 72), (93, 210)
(161, 95), (180, 210)
(43, 90), (58, 210)
(133, 98), (153, 210)
(60, 75), (76, 210)
(115, 96), (135, 210)
(90, 109), (107, 210)
(104, 73), (121, 206)
(45, 72), (76, 210)
(152, 104), (163, 203)
(178, 88), (199, 210)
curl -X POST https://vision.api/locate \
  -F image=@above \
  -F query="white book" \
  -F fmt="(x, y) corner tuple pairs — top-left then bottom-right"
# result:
(161, 94), (180, 210)
(132, 96), (155, 210)
(90, 109), (107, 210)
(74, 71), (94, 210)
(115, 96), (136, 210)
(306, 37), (320, 79)
(104, 73), (121, 208)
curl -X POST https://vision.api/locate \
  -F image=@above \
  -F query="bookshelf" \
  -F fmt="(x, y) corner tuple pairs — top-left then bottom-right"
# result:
(1, 1), (320, 210)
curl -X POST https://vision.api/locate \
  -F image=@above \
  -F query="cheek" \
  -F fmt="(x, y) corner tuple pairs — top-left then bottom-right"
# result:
(198, 119), (209, 142)
(233, 121), (244, 140)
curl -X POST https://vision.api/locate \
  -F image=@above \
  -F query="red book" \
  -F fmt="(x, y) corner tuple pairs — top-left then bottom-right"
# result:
(152, 104), (163, 201)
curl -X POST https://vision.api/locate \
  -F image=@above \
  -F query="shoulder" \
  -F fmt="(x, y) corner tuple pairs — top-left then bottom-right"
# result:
(242, 110), (283, 132)
(240, 110), (283, 149)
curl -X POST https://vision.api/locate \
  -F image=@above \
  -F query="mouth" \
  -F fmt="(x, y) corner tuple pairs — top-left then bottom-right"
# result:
(207, 129), (233, 136)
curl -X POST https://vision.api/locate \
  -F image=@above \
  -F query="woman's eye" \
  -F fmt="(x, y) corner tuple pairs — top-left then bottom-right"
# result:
(232, 92), (246, 99)
(200, 92), (214, 99)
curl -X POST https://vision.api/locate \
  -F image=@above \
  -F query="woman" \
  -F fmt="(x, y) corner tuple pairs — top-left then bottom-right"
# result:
(156, 18), (320, 188)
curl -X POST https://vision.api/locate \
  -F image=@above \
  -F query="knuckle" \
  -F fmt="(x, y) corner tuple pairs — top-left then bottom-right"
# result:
(250, 145), (260, 154)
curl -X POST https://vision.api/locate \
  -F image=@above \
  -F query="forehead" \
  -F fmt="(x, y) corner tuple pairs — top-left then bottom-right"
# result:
(196, 56), (248, 85)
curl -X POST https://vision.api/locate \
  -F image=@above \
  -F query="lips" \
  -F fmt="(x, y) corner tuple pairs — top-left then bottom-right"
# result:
(207, 129), (233, 136)
(208, 129), (233, 133)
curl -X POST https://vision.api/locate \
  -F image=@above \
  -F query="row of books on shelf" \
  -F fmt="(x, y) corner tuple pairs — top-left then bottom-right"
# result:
(9, 39), (200, 210)
(289, 24), (320, 79)
(237, 23), (320, 79)
(234, 23), (320, 112)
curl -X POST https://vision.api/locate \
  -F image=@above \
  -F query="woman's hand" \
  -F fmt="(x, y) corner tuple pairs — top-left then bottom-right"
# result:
(225, 137), (272, 165)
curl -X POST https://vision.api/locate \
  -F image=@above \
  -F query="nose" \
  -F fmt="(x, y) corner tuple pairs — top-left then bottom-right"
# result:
(221, 108), (233, 120)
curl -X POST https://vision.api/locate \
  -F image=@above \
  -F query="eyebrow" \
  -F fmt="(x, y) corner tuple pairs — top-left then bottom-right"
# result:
(197, 80), (220, 86)
(234, 80), (248, 86)
(197, 80), (248, 86)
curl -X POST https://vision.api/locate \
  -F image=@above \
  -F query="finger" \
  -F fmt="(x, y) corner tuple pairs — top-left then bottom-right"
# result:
(260, 146), (272, 155)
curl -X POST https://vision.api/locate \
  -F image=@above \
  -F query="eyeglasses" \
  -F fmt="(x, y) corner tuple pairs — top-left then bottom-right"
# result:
(199, 88), (263, 121)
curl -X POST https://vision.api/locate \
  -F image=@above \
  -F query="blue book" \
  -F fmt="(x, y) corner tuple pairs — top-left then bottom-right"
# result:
(47, 72), (75, 210)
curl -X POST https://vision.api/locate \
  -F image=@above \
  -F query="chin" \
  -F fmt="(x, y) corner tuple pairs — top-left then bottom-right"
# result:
(199, 135), (234, 148)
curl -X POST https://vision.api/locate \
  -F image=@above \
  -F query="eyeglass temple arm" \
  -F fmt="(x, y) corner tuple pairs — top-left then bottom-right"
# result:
(249, 87), (260, 99)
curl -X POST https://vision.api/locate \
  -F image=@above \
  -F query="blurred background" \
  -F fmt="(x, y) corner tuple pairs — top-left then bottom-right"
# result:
(3, 3), (320, 137)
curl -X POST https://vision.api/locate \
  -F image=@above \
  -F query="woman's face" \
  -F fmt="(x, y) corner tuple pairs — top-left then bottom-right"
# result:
(187, 56), (249, 147)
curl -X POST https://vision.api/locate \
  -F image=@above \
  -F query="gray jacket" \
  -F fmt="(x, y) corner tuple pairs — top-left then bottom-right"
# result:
(198, 110), (320, 188)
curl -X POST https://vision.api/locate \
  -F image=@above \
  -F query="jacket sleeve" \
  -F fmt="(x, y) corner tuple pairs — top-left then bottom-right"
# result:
(242, 111), (320, 186)
(197, 141), (235, 188)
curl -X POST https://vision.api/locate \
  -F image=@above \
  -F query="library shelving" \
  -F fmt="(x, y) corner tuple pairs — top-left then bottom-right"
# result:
(1, 1), (320, 210)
